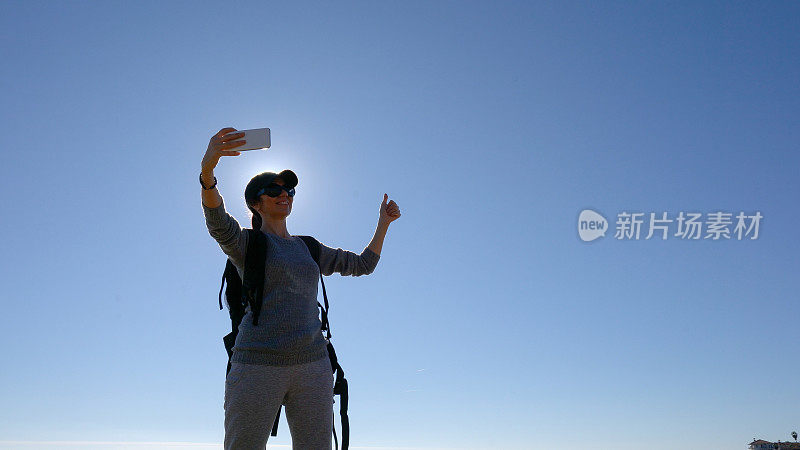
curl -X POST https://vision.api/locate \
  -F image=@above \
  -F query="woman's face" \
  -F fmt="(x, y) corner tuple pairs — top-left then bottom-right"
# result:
(255, 177), (293, 219)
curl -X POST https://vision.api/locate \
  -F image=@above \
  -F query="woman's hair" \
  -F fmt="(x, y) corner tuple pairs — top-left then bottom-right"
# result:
(248, 205), (263, 230)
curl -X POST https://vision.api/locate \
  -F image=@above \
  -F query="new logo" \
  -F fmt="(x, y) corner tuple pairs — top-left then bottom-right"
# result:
(578, 209), (608, 242)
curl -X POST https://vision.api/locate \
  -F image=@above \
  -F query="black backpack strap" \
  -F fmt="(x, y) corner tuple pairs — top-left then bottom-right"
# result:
(298, 235), (332, 339)
(328, 341), (350, 450)
(271, 405), (281, 436)
(299, 234), (322, 262)
(218, 269), (226, 311)
(243, 229), (267, 326)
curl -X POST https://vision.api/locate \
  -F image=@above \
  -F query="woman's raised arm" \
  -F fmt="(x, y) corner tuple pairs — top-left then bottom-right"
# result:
(367, 193), (401, 255)
(318, 193), (402, 276)
(201, 127), (246, 208)
(200, 127), (249, 265)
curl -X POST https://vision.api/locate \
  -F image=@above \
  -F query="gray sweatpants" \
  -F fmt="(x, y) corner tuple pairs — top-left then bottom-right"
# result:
(224, 355), (334, 450)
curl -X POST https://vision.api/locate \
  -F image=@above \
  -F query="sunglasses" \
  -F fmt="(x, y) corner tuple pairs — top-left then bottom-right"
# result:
(257, 183), (296, 198)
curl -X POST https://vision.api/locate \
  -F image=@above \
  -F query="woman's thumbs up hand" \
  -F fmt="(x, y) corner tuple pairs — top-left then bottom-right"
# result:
(379, 193), (401, 226)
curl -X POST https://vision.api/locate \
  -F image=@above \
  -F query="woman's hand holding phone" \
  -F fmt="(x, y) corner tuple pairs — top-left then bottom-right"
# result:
(201, 127), (247, 173)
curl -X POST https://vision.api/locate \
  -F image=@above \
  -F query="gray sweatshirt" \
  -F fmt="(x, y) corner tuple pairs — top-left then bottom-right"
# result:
(203, 198), (380, 366)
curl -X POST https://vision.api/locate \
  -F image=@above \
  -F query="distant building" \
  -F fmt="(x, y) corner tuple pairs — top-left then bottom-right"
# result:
(749, 439), (800, 449)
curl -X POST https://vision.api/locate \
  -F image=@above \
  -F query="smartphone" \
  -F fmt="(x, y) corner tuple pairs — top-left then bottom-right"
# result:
(230, 128), (271, 151)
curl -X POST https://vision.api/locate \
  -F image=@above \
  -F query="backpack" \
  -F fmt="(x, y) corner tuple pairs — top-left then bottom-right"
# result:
(217, 228), (350, 450)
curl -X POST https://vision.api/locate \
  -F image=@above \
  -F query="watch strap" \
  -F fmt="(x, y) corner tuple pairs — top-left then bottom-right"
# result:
(200, 173), (217, 190)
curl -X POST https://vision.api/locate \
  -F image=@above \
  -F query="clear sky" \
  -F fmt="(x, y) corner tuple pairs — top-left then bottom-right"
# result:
(1, 1), (798, 449)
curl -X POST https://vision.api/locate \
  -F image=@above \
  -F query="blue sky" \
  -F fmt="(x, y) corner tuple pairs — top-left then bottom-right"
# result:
(1, 1), (798, 449)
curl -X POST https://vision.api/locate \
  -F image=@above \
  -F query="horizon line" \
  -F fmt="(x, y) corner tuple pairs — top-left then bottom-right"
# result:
(0, 441), (448, 450)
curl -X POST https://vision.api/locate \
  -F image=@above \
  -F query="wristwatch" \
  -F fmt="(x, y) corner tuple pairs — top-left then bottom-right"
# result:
(199, 173), (217, 190)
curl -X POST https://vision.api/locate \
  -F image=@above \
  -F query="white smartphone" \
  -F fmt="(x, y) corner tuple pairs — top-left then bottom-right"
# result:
(230, 128), (271, 151)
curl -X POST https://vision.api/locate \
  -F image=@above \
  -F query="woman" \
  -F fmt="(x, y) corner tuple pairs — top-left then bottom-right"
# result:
(200, 127), (401, 449)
